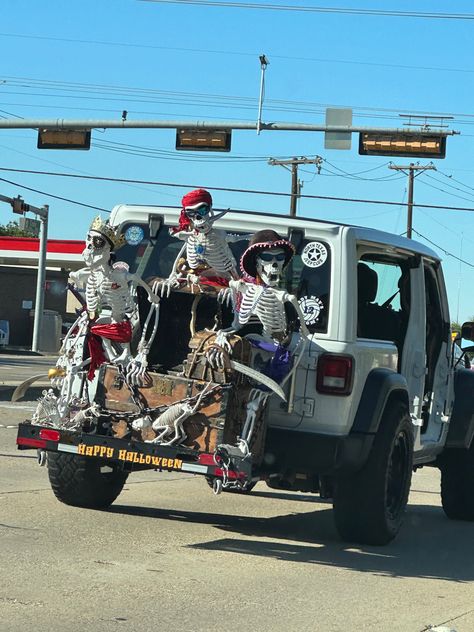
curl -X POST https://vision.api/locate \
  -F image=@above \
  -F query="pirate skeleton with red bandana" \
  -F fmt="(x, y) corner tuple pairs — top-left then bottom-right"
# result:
(155, 188), (248, 296)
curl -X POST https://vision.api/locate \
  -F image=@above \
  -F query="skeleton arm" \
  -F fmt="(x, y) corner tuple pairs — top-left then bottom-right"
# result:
(125, 274), (161, 385)
(152, 242), (187, 297)
(68, 267), (90, 290)
(207, 279), (246, 368)
(128, 273), (161, 305)
(225, 233), (253, 244)
(286, 293), (310, 339)
(126, 301), (160, 386)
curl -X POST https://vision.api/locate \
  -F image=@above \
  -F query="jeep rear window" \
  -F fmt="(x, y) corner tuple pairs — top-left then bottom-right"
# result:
(115, 223), (330, 333)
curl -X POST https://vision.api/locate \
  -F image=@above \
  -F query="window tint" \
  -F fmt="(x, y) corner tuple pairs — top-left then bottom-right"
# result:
(116, 224), (331, 333)
(292, 239), (331, 334)
(357, 257), (410, 344)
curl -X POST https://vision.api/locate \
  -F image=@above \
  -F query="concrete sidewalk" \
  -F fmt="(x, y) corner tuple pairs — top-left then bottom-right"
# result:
(0, 351), (58, 401)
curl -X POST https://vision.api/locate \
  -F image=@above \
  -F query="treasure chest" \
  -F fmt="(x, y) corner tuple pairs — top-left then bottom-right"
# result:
(95, 364), (266, 461)
(183, 331), (252, 383)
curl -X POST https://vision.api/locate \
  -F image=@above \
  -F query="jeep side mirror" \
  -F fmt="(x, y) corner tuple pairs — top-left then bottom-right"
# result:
(461, 321), (474, 341)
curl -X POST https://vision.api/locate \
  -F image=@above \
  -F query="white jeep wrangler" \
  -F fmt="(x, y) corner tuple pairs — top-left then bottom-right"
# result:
(17, 204), (474, 545)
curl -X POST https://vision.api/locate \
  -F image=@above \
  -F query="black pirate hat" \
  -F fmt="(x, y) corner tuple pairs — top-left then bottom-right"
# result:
(240, 229), (295, 280)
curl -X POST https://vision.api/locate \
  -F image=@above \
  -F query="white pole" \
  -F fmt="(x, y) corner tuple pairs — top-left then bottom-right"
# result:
(32, 206), (49, 353)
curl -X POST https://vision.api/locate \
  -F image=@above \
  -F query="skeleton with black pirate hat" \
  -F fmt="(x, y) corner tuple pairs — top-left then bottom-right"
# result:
(210, 229), (310, 456)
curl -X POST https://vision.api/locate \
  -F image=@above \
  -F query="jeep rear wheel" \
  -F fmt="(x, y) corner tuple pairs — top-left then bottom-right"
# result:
(441, 444), (474, 521)
(333, 402), (414, 545)
(47, 453), (128, 509)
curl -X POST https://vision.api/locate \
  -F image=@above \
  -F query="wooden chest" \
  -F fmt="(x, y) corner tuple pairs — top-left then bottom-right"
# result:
(95, 365), (253, 455)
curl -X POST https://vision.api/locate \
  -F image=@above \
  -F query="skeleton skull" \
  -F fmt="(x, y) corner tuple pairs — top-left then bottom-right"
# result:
(256, 248), (286, 287)
(82, 230), (111, 268)
(184, 203), (212, 233)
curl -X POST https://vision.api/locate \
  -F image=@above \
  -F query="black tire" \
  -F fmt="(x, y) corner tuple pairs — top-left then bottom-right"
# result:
(333, 402), (414, 545)
(47, 453), (129, 509)
(441, 444), (474, 521)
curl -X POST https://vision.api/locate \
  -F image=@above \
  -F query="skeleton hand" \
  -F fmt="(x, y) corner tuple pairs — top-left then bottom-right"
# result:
(148, 291), (161, 305)
(218, 286), (233, 307)
(206, 330), (232, 369)
(186, 273), (201, 292)
(126, 351), (149, 386)
(152, 276), (180, 298)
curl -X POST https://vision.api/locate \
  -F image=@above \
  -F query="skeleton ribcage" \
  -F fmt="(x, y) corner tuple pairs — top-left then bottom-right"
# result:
(238, 286), (287, 337)
(186, 232), (235, 275)
(86, 271), (132, 319)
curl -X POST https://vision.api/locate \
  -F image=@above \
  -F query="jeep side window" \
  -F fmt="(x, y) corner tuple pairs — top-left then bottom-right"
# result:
(357, 257), (410, 347)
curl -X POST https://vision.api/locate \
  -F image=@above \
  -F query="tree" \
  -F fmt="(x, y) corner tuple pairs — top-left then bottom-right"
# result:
(0, 220), (35, 237)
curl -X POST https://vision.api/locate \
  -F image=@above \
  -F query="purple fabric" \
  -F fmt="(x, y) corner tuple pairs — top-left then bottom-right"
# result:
(248, 337), (293, 385)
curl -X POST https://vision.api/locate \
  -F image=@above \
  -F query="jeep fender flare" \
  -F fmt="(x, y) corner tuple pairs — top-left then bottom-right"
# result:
(351, 368), (410, 435)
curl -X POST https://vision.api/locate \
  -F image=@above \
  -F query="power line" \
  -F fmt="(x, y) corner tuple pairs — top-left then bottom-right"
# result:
(1, 34), (474, 76)
(140, 1), (474, 20)
(417, 176), (474, 204)
(436, 169), (474, 194)
(3, 76), (474, 128)
(411, 229), (474, 268)
(0, 176), (109, 212)
(3, 166), (474, 213)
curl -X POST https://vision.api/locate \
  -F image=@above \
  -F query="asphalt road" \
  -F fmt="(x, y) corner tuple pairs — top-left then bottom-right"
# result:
(1, 398), (474, 632)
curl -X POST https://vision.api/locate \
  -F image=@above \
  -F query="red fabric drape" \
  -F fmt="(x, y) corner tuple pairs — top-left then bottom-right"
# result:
(87, 320), (132, 380)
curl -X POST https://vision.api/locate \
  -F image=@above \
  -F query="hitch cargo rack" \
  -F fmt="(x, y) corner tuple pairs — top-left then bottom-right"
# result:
(16, 422), (253, 488)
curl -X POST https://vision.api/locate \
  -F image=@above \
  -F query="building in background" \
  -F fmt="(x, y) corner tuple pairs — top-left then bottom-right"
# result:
(0, 236), (84, 348)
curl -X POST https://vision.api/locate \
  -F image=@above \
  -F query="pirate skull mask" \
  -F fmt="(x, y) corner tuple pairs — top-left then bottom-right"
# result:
(256, 248), (286, 287)
(184, 202), (213, 233)
(83, 230), (112, 268)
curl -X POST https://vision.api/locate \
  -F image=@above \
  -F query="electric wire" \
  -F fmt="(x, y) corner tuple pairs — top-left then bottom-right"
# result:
(2, 76), (474, 127)
(424, 172), (474, 199)
(416, 177), (474, 205)
(4, 166), (474, 213)
(0, 176), (109, 212)
(1, 34), (474, 76)
(140, 1), (474, 21)
(411, 229), (474, 268)
(436, 169), (474, 194)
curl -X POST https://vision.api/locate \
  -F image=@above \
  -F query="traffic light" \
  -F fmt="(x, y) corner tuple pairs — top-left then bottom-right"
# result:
(11, 195), (26, 214)
(175, 129), (231, 152)
(359, 133), (446, 158)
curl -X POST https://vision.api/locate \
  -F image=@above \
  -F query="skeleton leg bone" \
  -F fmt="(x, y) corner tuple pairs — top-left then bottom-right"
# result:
(238, 388), (269, 455)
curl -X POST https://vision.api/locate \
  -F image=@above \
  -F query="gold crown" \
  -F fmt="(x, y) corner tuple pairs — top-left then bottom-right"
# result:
(89, 216), (126, 250)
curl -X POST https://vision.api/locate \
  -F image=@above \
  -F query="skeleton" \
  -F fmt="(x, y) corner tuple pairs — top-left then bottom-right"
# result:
(155, 190), (249, 296)
(210, 238), (310, 455)
(148, 382), (219, 446)
(35, 218), (161, 428)
(68, 217), (160, 385)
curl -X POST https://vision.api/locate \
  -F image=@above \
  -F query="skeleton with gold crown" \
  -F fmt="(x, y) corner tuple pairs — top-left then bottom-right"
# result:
(44, 217), (160, 424)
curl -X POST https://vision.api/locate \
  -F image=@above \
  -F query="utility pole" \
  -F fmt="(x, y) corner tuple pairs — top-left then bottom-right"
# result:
(388, 162), (436, 238)
(256, 55), (269, 136)
(269, 156), (323, 217)
(0, 194), (49, 352)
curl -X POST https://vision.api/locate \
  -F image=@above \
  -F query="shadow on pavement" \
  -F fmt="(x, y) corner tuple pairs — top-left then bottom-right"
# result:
(109, 500), (474, 582)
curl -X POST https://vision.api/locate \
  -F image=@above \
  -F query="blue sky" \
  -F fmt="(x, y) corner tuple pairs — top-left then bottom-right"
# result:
(1, 1), (474, 322)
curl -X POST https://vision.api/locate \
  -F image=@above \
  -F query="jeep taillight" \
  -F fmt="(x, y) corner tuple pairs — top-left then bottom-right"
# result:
(316, 354), (354, 395)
